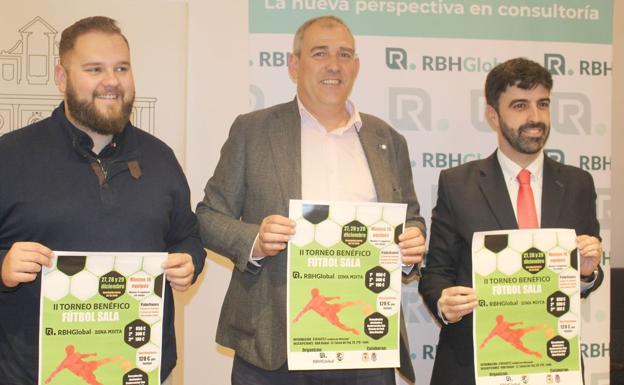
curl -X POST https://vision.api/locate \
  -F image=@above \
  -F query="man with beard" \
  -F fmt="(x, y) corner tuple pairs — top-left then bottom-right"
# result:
(0, 17), (205, 385)
(418, 57), (603, 385)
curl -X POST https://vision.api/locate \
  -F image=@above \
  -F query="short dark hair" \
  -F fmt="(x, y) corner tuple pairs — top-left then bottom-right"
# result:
(485, 58), (553, 111)
(292, 15), (355, 56)
(59, 16), (129, 65)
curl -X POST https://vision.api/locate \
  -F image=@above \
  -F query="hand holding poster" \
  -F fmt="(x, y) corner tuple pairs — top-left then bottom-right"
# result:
(472, 229), (582, 385)
(39, 252), (167, 385)
(287, 200), (406, 370)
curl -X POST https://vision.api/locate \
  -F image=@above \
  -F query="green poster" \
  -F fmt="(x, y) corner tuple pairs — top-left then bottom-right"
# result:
(39, 252), (167, 385)
(472, 229), (583, 385)
(287, 200), (406, 370)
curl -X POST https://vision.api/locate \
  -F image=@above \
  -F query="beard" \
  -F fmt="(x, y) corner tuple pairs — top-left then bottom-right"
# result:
(500, 119), (550, 155)
(65, 80), (135, 136)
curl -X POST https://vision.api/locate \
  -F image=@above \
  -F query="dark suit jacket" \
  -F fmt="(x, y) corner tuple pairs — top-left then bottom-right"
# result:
(196, 99), (425, 382)
(418, 151), (603, 385)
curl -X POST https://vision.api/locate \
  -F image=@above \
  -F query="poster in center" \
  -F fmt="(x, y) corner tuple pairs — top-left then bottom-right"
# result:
(287, 200), (406, 370)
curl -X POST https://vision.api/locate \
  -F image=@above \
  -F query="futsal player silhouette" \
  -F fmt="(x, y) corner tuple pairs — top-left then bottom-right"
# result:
(480, 314), (552, 358)
(45, 344), (126, 385)
(294, 288), (362, 335)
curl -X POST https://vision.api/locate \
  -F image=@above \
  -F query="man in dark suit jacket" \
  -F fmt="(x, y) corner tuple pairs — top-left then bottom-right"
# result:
(196, 16), (426, 385)
(418, 57), (603, 385)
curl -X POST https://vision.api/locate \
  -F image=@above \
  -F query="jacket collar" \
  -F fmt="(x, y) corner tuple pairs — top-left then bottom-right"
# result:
(478, 151), (518, 229)
(478, 150), (565, 229)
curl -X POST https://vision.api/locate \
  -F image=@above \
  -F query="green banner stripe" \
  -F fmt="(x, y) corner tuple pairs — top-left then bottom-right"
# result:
(250, 0), (613, 44)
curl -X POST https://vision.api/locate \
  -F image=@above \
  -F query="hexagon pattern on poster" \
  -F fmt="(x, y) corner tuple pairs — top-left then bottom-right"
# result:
(379, 244), (401, 271)
(557, 268), (579, 296)
(71, 270), (99, 301)
(115, 255), (142, 276)
(547, 290), (570, 318)
(472, 233), (485, 254)
(364, 312), (388, 340)
(393, 224), (403, 245)
(56, 254), (86, 276)
(508, 231), (533, 253)
(99, 271), (127, 301)
(43, 270), (70, 301)
(150, 321), (163, 346)
(497, 247), (522, 276)
(522, 247), (546, 274)
(331, 203), (356, 225)
(86, 254), (115, 276)
(136, 342), (160, 373)
(356, 205), (382, 225)
(473, 248), (496, 277)
(153, 274), (163, 298)
(382, 205), (405, 226)
(390, 270), (402, 292)
(315, 220), (341, 247)
(547, 246), (571, 273)
(289, 202), (303, 221)
(376, 291), (400, 317)
(365, 266), (390, 293)
(557, 312), (579, 338)
(341, 220), (367, 248)
(142, 256), (164, 277)
(291, 218), (314, 247)
(547, 335), (570, 362)
(484, 234), (508, 253)
(124, 319), (151, 349)
(128, 272), (155, 301)
(139, 296), (162, 325)
(369, 221), (392, 249)
(558, 231), (577, 252)
(533, 231), (557, 252)
(123, 368), (148, 385)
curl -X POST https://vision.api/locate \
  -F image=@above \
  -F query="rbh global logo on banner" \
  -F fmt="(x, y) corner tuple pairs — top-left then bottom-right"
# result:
(385, 48), (612, 77)
(544, 53), (611, 76)
(385, 47), (499, 72)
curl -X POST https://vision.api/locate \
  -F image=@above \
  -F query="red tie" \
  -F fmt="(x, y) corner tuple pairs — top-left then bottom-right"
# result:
(517, 169), (538, 229)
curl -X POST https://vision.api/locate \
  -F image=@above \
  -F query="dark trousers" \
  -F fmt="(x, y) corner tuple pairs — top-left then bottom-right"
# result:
(232, 355), (396, 385)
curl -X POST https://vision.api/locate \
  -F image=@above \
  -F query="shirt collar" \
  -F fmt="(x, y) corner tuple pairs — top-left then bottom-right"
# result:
(296, 96), (363, 134)
(497, 149), (544, 183)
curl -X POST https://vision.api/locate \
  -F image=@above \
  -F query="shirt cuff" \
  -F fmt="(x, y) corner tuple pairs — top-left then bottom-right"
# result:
(437, 299), (450, 325)
(248, 233), (265, 267)
(580, 270), (598, 293)
(401, 263), (414, 275)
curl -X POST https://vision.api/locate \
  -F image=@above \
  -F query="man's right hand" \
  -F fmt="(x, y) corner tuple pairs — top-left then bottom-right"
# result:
(438, 286), (478, 323)
(1, 242), (53, 288)
(252, 215), (296, 258)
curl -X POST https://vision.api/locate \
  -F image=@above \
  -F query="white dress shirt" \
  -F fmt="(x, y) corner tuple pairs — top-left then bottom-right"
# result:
(299, 99), (377, 202)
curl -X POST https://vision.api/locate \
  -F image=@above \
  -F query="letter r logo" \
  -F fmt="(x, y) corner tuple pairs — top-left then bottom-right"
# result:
(544, 53), (566, 76)
(386, 48), (407, 70)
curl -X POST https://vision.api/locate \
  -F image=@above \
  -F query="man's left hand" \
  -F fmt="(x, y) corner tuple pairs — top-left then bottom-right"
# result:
(162, 253), (195, 292)
(398, 227), (425, 265)
(577, 235), (601, 277)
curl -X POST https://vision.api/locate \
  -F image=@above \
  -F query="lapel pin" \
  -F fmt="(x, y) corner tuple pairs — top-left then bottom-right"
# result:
(379, 144), (387, 150)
